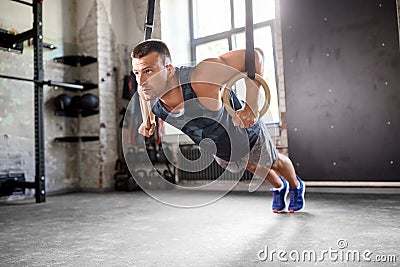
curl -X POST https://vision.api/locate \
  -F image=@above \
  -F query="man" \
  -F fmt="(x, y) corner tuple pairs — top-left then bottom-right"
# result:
(131, 39), (305, 213)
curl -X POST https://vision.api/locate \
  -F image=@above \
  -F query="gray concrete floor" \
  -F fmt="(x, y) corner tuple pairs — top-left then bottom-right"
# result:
(0, 190), (399, 267)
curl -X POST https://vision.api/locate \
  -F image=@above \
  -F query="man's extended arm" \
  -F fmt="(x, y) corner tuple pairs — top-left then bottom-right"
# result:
(193, 49), (264, 128)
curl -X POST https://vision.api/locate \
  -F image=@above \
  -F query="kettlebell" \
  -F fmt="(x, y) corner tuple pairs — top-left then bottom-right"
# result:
(70, 95), (81, 111)
(54, 94), (72, 111)
(80, 93), (99, 111)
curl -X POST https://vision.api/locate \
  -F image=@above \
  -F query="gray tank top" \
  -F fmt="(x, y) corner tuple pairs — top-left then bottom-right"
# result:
(151, 66), (260, 161)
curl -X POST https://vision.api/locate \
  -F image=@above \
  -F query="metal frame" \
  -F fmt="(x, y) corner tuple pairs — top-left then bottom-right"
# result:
(0, 74), (84, 90)
(11, 0), (32, 6)
(0, 0), (46, 202)
(1, 1), (88, 202)
(188, 0), (281, 124)
(33, 0), (46, 203)
(188, 0), (276, 61)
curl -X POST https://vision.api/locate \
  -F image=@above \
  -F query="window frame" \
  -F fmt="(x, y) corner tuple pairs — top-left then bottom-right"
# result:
(189, 0), (280, 124)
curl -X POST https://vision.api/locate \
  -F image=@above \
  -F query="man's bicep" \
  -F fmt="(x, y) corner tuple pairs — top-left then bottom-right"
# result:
(218, 50), (246, 71)
(194, 57), (241, 86)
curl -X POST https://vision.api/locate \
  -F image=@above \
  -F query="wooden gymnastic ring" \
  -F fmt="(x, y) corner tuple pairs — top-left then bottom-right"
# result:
(222, 72), (271, 118)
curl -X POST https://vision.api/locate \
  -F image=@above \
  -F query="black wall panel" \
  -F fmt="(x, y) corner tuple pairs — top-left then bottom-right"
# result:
(281, 0), (400, 181)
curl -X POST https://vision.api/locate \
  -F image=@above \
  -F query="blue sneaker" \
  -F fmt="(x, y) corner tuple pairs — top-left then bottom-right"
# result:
(288, 176), (305, 213)
(270, 177), (289, 213)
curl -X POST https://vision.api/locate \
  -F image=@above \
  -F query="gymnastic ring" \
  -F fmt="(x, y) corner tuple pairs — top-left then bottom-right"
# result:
(222, 72), (271, 118)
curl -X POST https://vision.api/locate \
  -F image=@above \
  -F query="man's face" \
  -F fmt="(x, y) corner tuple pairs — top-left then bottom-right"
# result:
(132, 51), (169, 101)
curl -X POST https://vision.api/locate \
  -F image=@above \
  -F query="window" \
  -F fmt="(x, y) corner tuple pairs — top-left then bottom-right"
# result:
(190, 0), (279, 124)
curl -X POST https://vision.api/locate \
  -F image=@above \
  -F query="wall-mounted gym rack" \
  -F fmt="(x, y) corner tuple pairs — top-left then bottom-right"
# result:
(0, 0), (86, 203)
(0, 0), (46, 202)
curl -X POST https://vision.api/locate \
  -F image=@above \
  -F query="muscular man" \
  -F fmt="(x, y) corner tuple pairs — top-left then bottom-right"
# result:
(131, 39), (305, 213)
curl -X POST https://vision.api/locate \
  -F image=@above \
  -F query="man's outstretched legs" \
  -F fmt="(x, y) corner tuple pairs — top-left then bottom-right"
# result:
(270, 153), (305, 212)
(246, 153), (305, 213)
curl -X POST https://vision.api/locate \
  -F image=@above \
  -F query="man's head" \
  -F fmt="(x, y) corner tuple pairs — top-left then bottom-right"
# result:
(131, 39), (173, 100)
(131, 39), (172, 65)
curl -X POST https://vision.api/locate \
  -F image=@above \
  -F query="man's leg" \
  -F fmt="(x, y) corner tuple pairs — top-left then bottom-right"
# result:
(270, 153), (305, 212)
(246, 153), (298, 188)
(245, 162), (280, 187)
(246, 153), (305, 212)
(270, 153), (299, 188)
(245, 163), (289, 212)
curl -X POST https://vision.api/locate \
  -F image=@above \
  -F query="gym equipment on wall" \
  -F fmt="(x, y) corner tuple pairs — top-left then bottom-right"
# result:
(0, 74), (85, 91)
(54, 94), (72, 111)
(0, 28), (24, 53)
(0, 173), (27, 197)
(0, 0), (90, 202)
(52, 56), (99, 120)
(54, 93), (99, 113)
(80, 93), (99, 111)
(0, 0), (46, 202)
(70, 95), (82, 111)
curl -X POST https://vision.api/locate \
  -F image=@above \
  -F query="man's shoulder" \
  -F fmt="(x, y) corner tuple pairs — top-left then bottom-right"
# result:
(175, 65), (196, 74)
(175, 65), (195, 84)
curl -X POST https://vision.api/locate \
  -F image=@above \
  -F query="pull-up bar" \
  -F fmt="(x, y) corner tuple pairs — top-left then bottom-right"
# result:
(0, 74), (84, 90)
(10, 0), (33, 7)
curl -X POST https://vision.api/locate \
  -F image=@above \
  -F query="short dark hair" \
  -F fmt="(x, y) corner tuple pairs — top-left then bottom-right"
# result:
(131, 39), (172, 64)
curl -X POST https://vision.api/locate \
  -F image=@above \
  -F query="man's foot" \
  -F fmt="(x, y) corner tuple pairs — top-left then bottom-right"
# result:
(270, 177), (289, 213)
(288, 176), (305, 213)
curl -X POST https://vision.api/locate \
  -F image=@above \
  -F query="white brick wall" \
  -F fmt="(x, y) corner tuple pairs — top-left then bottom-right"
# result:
(97, 0), (119, 190)
(76, 0), (156, 191)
